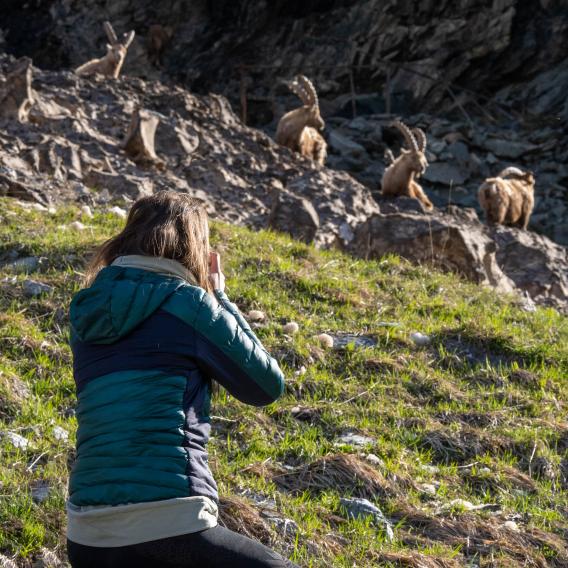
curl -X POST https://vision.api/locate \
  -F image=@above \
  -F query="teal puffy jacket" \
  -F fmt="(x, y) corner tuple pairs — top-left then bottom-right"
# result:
(69, 263), (284, 507)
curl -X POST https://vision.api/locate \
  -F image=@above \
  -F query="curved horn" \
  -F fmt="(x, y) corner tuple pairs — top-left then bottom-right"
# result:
(498, 166), (525, 178)
(123, 30), (135, 48)
(297, 75), (319, 109)
(103, 21), (118, 45)
(413, 127), (427, 152)
(384, 149), (395, 165)
(288, 77), (310, 106)
(392, 120), (418, 153)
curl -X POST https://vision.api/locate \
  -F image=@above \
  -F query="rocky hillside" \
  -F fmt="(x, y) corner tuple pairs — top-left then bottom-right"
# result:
(1, 0), (568, 246)
(0, 198), (567, 567)
(0, 55), (566, 312)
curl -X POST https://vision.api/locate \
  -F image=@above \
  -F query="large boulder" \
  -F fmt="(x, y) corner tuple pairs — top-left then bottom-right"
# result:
(491, 227), (568, 310)
(348, 197), (568, 311)
(349, 198), (514, 293)
(268, 190), (320, 243)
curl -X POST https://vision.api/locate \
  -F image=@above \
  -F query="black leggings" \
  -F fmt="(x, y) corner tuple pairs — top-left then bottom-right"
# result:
(67, 525), (298, 568)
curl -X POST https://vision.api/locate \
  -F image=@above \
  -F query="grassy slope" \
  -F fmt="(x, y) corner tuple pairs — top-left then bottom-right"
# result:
(0, 197), (566, 567)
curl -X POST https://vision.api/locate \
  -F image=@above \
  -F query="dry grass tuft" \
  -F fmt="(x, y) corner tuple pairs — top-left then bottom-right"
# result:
(375, 551), (460, 568)
(273, 453), (393, 499)
(218, 496), (273, 545)
(420, 424), (510, 464)
(392, 501), (568, 567)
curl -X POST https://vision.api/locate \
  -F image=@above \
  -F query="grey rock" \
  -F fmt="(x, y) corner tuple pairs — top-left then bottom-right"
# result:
(84, 170), (154, 199)
(23, 279), (53, 297)
(336, 432), (376, 447)
(3, 431), (29, 450)
(331, 334), (377, 349)
(447, 141), (470, 165)
(349, 203), (515, 293)
(328, 130), (367, 157)
(491, 227), (568, 312)
(5, 256), (41, 274)
(261, 513), (299, 537)
(339, 497), (394, 540)
(483, 138), (537, 159)
(32, 481), (51, 503)
(349, 199), (568, 312)
(422, 162), (468, 186)
(268, 190), (320, 243)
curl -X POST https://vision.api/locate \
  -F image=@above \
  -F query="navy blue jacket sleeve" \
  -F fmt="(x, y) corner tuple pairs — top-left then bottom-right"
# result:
(163, 287), (285, 407)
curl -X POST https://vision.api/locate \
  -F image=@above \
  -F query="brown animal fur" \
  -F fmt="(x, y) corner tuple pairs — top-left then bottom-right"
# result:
(381, 121), (433, 211)
(147, 24), (173, 68)
(478, 167), (535, 229)
(75, 22), (135, 79)
(275, 75), (327, 165)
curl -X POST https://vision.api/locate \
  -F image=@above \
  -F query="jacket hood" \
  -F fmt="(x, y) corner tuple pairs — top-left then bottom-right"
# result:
(70, 265), (187, 344)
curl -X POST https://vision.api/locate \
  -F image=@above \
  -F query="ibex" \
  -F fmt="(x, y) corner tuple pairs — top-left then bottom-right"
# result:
(478, 167), (535, 229)
(381, 121), (433, 211)
(147, 24), (173, 67)
(275, 75), (327, 166)
(75, 22), (135, 79)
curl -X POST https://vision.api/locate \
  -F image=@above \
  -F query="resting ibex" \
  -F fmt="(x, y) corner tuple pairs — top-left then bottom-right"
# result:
(381, 121), (433, 211)
(478, 167), (535, 229)
(275, 75), (327, 165)
(75, 22), (135, 79)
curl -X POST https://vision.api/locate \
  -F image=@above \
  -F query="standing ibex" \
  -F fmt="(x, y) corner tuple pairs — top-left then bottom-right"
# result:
(381, 120), (433, 211)
(478, 167), (535, 229)
(75, 22), (135, 79)
(275, 75), (327, 166)
(147, 24), (173, 68)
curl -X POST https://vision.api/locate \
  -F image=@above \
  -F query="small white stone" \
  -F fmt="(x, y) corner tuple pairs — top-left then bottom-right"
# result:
(410, 332), (431, 346)
(364, 453), (385, 467)
(294, 366), (307, 377)
(419, 483), (437, 496)
(4, 431), (29, 450)
(47, 207), (57, 215)
(315, 333), (334, 349)
(69, 221), (86, 231)
(109, 206), (127, 219)
(0, 553), (18, 568)
(420, 464), (440, 474)
(283, 321), (299, 334)
(335, 432), (375, 447)
(52, 425), (69, 442)
(447, 498), (475, 511)
(247, 310), (266, 322)
(80, 205), (94, 219)
(502, 520), (520, 533)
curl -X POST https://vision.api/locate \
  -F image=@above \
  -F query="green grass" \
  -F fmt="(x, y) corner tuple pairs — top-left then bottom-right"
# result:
(0, 197), (567, 567)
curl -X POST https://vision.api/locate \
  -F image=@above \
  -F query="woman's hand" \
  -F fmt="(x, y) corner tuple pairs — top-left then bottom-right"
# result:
(209, 251), (226, 292)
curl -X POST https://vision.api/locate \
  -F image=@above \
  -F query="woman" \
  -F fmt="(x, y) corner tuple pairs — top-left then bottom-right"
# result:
(67, 192), (296, 567)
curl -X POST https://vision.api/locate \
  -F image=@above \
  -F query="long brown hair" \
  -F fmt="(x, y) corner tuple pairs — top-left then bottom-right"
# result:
(86, 192), (212, 290)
